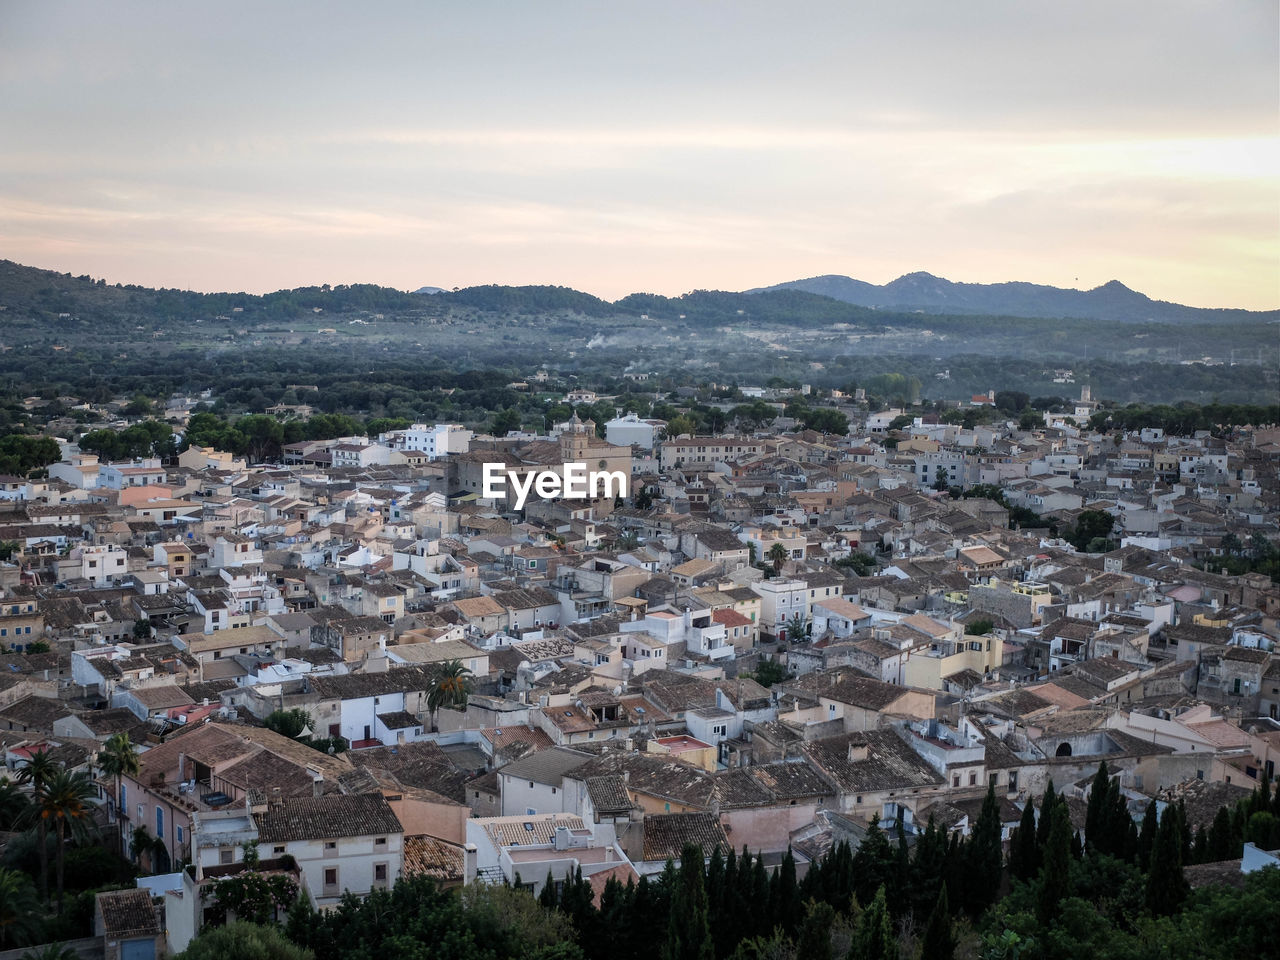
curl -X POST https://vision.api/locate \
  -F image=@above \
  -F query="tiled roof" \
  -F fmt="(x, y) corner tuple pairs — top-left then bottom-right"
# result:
(96, 888), (160, 938)
(480, 813), (587, 847)
(403, 833), (466, 883)
(586, 775), (633, 817)
(498, 746), (593, 787)
(642, 812), (730, 862)
(803, 731), (943, 794)
(254, 793), (403, 843)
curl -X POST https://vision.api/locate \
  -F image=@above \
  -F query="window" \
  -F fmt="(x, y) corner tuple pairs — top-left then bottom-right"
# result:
(220, 848), (233, 865)
(324, 868), (338, 889)
(324, 841), (337, 853)
(374, 863), (388, 883)
(177, 825), (184, 845)
(375, 837), (387, 847)
(968, 772), (977, 786)
(274, 846), (285, 855)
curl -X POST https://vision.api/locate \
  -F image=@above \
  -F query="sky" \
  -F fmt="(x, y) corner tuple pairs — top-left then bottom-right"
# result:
(1, 1), (1277, 308)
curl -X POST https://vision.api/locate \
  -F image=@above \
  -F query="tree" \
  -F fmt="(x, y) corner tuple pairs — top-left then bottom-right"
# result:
(426, 659), (472, 732)
(784, 614), (809, 643)
(16, 749), (57, 903)
(1009, 798), (1039, 882)
(0, 778), (29, 831)
(1037, 797), (1072, 927)
(1066, 510), (1115, 553)
(490, 407), (522, 436)
(0, 870), (40, 949)
(1146, 805), (1188, 917)
(34, 768), (96, 913)
(1084, 760), (1110, 854)
(852, 884), (897, 960)
(20, 944), (81, 960)
(965, 784), (1003, 915)
(768, 542), (788, 574)
(666, 415), (697, 438)
(96, 732), (139, 853)
(751, 659), (791, 688)
(176, 920), (314, 960)
(663, 845), (713, 960)
(918, 885), (954, 960)
(264, 709), (312, 739)
(795, 899), (835, 960)
(132, 618), (152, 640)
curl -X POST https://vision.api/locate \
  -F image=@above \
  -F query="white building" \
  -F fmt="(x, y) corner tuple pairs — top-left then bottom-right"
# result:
(254, 793), (404, 908)
(381, 423), (474, 459)
(750, 578), (810, 638)
(74, 543), (129, 585)
(604, 414), (664, 450)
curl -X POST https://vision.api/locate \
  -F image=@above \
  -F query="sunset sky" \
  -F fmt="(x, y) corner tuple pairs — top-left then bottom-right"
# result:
(1, 1), (1276, 308)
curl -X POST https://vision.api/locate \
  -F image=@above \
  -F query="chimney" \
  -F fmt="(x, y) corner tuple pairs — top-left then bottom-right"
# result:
(848, 742), (869, 762)
(463, 843), (478, 884)
(269, 786), (283, 811)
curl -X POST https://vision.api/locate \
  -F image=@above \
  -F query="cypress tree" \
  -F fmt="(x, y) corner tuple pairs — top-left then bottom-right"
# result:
(1009, 798), (1039, 881)
(1192, 825), (1209, 864)
(1085, 760), (1109, 852)
(1122, 818), (1139, 864)
(539, 869), (558, 909)
(918, 885), (955, 960)
(965, 783), (1004, 914)
(1037, 780), (1058, 848)
(705, 846), (725, 930)
(751, 849), (771, 939)
(663, 844), (714, 960)
(1138, 799), (1158, 869)
(851, 884), (898, 960)
(1146, 807), (1188, 916)
(776, 849), (802, 934)
(853, 822), (895, 906)
(1207, 804), (1237, 862)
(796, 899), (836, 960)
(1037, 799), (1072, 927)
(909, 815), (946, 916)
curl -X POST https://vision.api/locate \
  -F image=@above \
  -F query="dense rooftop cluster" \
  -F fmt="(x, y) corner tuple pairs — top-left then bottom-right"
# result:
(0, 381), (1277, 956)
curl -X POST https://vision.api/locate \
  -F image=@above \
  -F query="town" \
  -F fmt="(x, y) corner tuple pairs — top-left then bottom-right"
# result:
(0, 378), (1276, 959)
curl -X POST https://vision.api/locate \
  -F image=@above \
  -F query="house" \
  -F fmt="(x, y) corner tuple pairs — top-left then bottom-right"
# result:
(254, 792), (405, 908)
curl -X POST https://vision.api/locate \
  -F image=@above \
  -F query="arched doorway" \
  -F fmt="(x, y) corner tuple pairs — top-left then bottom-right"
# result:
(1055, 742), (1072, 757)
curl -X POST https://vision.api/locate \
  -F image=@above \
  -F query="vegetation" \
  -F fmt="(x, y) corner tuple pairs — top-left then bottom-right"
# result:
(426, 660), (473, 732)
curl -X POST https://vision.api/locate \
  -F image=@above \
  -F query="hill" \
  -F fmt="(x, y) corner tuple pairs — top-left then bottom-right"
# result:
(747, 272), (1278, 324)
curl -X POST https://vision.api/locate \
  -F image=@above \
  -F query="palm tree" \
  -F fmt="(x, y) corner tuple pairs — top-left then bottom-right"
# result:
(96, 732), (139, 854)
(426, 659), (473, 732)
(0, 869), (40, 949)
(34, 769), (95, 914)
(20, 944), (80, 960)
(767, 542), (788, 574)
(130, 825), (158, 870)
(16, 749), (57, 903)
(0, 778), (29, 830)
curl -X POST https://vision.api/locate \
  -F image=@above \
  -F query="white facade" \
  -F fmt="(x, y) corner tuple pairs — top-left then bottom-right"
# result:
(750, 578), (810, 635)
(382, 423), (473, 459)
(604, 414), (662, 450)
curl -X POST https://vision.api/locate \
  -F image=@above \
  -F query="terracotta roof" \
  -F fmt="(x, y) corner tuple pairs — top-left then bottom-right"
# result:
(642, 812), (730, 862)
(96, 888), (160, 939)
(254, 793), (402, 843)
(403, 833), (466, 883)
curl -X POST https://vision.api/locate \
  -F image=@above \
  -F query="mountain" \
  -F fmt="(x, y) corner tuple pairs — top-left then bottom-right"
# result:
(413, 285), (447, 295)
(747, 272), (1278, 324)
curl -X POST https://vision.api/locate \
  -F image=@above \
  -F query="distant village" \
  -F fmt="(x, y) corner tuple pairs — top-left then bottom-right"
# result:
(2, 378), (1278, 956)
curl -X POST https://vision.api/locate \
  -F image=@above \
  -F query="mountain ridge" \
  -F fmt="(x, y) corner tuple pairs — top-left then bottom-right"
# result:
(746, 272), (1275, 324)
